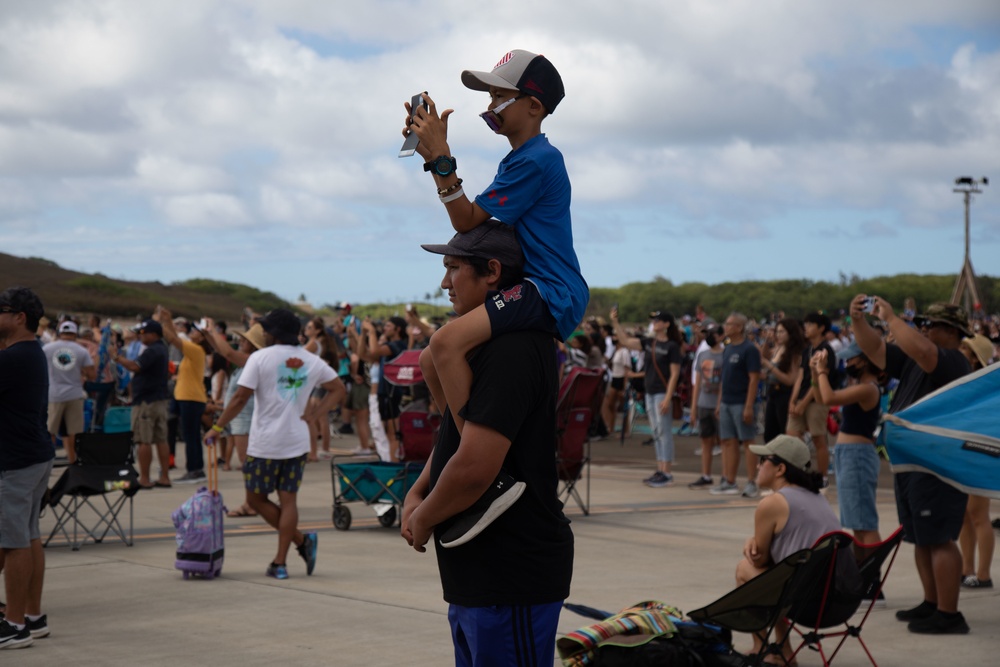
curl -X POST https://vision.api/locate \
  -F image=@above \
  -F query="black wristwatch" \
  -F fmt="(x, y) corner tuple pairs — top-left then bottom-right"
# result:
(423, 155), (457, 177)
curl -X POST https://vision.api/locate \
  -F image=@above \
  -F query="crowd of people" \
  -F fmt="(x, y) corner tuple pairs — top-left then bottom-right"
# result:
(2, 42), (997, 662)
(574, 297), (997, 642)
(2, 283), (997, 649)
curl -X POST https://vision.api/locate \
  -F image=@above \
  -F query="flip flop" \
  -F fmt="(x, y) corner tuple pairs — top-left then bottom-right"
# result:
(138, 482), (156, 490)
(227, 505), (258, 518)
(154, 481), (173, 488)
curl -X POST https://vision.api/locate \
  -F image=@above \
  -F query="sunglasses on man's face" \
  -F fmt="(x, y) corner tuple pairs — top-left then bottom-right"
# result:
(0, 307), (17, 314)
(480, 94), (526, 131)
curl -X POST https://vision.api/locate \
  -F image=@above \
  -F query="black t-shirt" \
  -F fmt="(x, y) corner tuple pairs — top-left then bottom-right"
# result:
(885, 343), (970, 414)
(0, 340), (54, 471)
(430, 331), (574, 607)
(796, 340), (837, 400)
(641, 337), (682, 395)
(132, 340), (169, 404)
(721, 338), (762, 404)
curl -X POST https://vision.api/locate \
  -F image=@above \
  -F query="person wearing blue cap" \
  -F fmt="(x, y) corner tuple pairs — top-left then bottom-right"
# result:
(811, 343), (886, 603)
(812, 344), (883, 540)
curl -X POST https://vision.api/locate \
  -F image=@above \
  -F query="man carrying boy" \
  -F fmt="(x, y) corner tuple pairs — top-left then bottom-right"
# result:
(402, 221), (574, 667)
(404, 49), (589, 436)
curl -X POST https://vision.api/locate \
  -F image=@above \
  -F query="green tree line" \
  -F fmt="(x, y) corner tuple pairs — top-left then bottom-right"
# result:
(588, 273), (998, 323)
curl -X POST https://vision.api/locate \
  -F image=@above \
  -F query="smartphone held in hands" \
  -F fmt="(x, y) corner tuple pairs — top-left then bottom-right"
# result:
(862, 296), (876, 314)
(399, 92), (429, 158)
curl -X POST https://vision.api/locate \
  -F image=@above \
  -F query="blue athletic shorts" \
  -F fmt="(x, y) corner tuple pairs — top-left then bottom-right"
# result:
(485, 280), (558, 339)
(448, 601), (563, 667)
(243, 454), (308, 495)
(833, 443), (880, 531)
(718, 402), (757, 442)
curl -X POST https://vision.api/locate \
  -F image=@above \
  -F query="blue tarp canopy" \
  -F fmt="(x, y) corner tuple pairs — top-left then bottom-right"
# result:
(879, 363), (1000, 499)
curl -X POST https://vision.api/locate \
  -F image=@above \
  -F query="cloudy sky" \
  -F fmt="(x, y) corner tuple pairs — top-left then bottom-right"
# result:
(1, 0), (998, 308)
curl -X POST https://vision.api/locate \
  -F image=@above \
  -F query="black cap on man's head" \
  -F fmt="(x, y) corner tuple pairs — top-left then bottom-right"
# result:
(259, 309), (302, 344)
(462, 50), (565, 114)
(421, 219), (524, 270)
(137, 319), (163, 337)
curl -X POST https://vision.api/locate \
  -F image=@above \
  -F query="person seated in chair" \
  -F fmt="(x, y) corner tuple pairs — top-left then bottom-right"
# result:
(736, 435), (840, 665)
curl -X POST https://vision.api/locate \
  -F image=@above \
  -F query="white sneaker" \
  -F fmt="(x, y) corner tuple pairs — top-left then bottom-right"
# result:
(741, 481), (760, 498)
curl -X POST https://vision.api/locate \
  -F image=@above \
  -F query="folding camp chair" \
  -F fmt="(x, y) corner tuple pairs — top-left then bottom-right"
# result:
(45, 431), (139, 550)
(689, 532), (852, 667)
(556, 367), (605, 515)
(785, 526), (904, 667)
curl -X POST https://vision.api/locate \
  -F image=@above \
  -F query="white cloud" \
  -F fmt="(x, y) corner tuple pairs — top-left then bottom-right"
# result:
(155, 193), (254, 228)
(0, 0), (998, 303)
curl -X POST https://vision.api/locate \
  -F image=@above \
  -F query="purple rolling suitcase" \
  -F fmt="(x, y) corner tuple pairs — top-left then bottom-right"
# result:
(172, 446), (225, 579)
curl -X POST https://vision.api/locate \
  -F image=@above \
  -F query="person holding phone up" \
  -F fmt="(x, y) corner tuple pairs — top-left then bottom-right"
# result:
(402, 49), (589, 443)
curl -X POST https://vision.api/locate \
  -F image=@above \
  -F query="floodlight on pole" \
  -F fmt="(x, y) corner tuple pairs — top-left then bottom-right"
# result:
(950, 176), (988, 314)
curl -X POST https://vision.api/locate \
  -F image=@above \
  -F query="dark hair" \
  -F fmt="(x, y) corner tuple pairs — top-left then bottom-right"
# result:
(462, 255), (525, 291)
(776, 318), (806, 373)
(571, 333), (592, 353)
(0, 286), (45, 332)
(849, 351), (888, 387)
(803, 311), (832, 335)
(211, 352), (229, 376)
(215, 320), (228, 334)
(309, 317), (340, 366)
(659, 312), (684, 346)
(387, 316), (408, 337)
(774, 456), (824, 493)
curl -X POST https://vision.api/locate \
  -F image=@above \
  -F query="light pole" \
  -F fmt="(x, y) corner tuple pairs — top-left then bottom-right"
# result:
(950, 176), (988, 315)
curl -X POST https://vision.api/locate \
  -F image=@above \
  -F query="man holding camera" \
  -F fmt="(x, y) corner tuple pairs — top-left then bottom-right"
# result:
(852, 296), (971, 635)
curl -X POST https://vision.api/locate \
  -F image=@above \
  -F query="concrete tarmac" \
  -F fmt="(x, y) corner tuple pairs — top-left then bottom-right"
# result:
(16, 431), (999, 665)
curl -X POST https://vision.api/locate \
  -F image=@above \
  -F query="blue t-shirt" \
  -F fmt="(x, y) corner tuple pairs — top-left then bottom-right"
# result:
(475, 134), (589, 341)
(720, 338), (761, 405)
(0, 340), (54, 471)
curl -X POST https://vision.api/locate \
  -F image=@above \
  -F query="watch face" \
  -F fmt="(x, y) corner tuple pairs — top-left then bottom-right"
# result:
(435, 157), (454, 175)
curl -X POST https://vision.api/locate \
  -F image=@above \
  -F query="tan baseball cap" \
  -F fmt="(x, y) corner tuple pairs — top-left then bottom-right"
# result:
(749, 435), (812, 472)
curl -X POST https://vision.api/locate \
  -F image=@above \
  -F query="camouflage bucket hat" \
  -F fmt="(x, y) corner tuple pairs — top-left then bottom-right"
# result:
(914, 303), (972, 337)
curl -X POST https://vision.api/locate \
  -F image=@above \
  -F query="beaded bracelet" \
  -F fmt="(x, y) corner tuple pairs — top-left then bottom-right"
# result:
(437, 178), (464, 196)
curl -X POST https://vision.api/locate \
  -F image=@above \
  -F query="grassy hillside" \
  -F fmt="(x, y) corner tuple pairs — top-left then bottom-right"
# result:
(0, 253), (293, 322)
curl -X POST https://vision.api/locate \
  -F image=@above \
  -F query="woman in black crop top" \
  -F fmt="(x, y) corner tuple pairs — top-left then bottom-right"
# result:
(811, 345), (883, 549)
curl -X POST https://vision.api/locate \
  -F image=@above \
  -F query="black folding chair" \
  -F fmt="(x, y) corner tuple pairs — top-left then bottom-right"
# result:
(786, 527), (904, 667)
(689, 533), (854, 667)
(44, 431), (139, 550)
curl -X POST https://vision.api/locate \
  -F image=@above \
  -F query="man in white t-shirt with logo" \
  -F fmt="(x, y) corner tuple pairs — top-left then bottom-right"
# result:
(42, 321), (96, 463)
(206, 309), (345, 580)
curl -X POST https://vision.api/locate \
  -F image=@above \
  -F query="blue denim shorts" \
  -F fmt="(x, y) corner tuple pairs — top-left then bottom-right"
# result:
(718, 402), (757, 442)
(833, 442), (881, 531)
